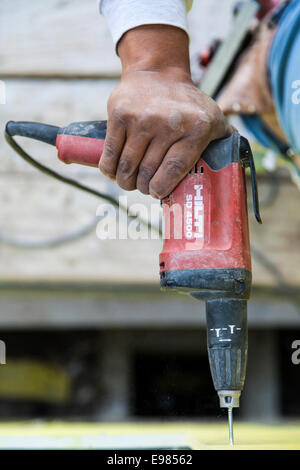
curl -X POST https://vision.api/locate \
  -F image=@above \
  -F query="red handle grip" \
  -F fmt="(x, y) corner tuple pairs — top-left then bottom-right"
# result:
(56, 120), (107, 167)
(56, 134), (105, 167)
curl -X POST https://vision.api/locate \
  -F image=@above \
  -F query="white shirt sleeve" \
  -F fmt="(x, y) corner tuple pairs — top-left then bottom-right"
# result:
(99, 0), (189, 48)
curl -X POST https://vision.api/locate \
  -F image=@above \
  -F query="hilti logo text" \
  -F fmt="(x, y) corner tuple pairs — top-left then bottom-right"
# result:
(185, 185), (204, 239)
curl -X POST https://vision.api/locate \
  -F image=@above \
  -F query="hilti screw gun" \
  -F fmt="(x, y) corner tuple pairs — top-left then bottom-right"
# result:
(5, 120), (262, 444)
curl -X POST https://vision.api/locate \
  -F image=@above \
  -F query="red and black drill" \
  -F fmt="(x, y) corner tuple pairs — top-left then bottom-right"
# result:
(5, 120), (261, 444)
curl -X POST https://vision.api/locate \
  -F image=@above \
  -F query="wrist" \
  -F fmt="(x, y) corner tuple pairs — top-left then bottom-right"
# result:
(118, 24), (191, 79)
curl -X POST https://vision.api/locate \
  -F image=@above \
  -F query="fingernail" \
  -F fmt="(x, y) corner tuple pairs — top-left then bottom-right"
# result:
(100, 169), (116, 181)
(150, 191), (160, 199)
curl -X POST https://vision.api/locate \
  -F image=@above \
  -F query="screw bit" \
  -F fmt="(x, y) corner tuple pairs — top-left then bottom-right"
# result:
(228, 407), (234, 445)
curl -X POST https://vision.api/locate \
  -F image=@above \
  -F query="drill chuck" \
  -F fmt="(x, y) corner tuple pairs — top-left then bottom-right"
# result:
(218, 390), (241, 408)
(206, 298), (248, 407)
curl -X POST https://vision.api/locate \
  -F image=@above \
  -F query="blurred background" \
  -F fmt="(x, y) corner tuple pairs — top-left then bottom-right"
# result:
(0, 0), (299, 425)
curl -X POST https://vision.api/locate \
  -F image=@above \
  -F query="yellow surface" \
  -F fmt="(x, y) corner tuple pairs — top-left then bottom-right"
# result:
(0, 422), (299, 449)
(0, 360), (71, 403)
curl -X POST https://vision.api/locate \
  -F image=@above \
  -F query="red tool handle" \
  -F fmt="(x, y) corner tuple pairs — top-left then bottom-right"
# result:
(56, 121), (107, 167)
(5, 120), (107, 167)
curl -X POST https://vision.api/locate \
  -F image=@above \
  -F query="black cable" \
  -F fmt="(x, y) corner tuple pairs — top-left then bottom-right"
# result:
(5, 131), (122, 208)
(0, 217), (98, 249)
(3, 132), (162, 247)
(6, 121), (59, 146)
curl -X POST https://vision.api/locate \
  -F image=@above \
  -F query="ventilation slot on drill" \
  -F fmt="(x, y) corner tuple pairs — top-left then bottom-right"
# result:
(189, 164), (201, 174)
(188, 165), (204, 175)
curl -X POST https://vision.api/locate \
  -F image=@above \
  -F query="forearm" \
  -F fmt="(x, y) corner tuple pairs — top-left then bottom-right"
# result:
(118, 24), (191, 78)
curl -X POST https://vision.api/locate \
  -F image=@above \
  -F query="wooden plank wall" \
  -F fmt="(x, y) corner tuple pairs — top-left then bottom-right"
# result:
(0, 0), (299, 288)
(0, 0), (235, 77)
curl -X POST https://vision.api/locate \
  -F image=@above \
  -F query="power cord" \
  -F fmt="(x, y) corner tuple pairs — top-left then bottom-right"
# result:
(3, 131), (161, 249)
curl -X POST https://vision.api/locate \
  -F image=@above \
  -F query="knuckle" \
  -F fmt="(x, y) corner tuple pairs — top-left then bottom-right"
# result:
(139, 111), (157, 130)
(117, 158), (135, 177)
(110, 102), (138, 125)
(110, 107), (127, 124)
(194, 116), (213, 137)
(167, 111), (185, 133)
(103, 140), (118, 160)
(194, 107), (224, 138)
(109, 98), (130, 121)
(164, 157), (187, 177)
(136, 167), (155, 194)
(138, 111), (173, 136)
(137, 165), (156, 182)
(207, 107), (223, 126)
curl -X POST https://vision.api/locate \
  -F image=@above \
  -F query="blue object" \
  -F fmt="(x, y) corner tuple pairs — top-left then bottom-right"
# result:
(242, 1), (300, 155)
(268, 0), (300, 154)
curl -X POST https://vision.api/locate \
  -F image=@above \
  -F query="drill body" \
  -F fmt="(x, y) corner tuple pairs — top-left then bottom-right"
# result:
(159, 132), (251, 408)
(5, 120), (260, 419)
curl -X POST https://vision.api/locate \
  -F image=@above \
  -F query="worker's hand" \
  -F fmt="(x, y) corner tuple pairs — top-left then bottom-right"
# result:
(99, 25), (232, 199)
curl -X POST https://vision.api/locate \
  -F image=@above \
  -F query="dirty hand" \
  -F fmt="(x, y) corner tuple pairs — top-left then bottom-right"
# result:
(99, 25), (231, 199)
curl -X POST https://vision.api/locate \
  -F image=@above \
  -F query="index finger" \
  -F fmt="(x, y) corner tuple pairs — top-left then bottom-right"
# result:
(99, 118), (126, 180)
(149, 137), (208, 199)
